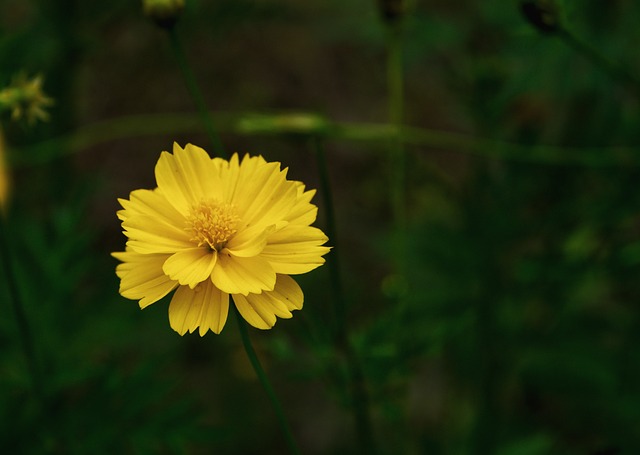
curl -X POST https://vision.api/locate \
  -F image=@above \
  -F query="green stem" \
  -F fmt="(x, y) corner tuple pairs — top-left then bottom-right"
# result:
(0, 216), (43, 404)
(386, 24), (407, 279)
(312, 137), (375, 454)
(233, 307), (301, 455)
(558, 26), (640, 96)
(312, 139), (344, 338)
(10, 113), (640, 168)
(167, 27), (226, 157)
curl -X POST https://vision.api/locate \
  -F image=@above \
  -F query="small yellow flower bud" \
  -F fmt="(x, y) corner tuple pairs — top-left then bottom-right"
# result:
(0, 73), (54, 126)
(142, 0), (185, 29)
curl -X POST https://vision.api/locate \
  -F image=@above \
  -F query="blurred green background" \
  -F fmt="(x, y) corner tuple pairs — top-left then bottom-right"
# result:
(1, 0), (640, 453)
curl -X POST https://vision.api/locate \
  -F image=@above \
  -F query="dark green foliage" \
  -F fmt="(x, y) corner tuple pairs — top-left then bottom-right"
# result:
(2, 1), (640, 454)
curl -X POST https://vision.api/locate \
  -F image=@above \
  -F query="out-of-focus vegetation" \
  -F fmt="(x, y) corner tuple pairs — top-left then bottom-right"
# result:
(1, 0), (640, 454)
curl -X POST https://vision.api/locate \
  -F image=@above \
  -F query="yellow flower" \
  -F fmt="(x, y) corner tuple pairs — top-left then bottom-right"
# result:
(113, 143), (330, 335)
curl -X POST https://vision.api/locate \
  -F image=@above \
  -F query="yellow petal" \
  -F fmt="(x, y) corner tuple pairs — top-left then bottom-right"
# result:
(123, 215), (193, 254)
(211, 252), (276, 295)
(224, 224), (274, 257)
(229, 155), (299, 228)
(169, 281), (230, 335)
(198, 284), (230, 335)
(262, 225), (330, 274)
(118, 189), (191, 254)
(232, 293), (275, 329)
(163, 248), (217, 288)
(286, 184), (318, 226)
(269, 274), (304, 311)
(112, 251), (178, 308)
(154, 144), (219, 215)
(231, 275), (303, 329)
(118, 188), (184, 227)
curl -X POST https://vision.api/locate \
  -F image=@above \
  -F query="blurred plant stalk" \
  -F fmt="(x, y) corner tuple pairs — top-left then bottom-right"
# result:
(167, 27), (227, 157)
(0, 128), (9, 214)
(0, 74), (53, 409)
(0, 130), (47, 424)
(312, 137), (376, 454)
(234, 308), (301, 455)
(9, 111), (640, 168)
(521, 0), (640, 96)
(142, 0), (226, 157)
(142, 4), (301, 453)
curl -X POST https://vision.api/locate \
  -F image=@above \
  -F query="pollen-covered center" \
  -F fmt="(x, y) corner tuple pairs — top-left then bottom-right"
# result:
(185, 200), (240, 251)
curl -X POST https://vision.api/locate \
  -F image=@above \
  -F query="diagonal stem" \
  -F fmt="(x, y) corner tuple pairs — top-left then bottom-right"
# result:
(557, 26), (640, 97)
(312, 137), (375, 454)
(0, 216), (43, 404)
(233, 306), (301, 455)
(167, 26), (227, 157)
(387, 23), (407, 281)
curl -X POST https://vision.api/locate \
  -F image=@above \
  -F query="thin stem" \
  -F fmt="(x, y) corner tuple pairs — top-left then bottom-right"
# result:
(0, 216), (43, 403)
(11, 113), (640, 168)
(558, 26), (640, 96)
(312, 139), (344, 338)
(233, 307), (301, 455)
(386, 24), (407, 279)
(312, 137), (375, 454)
(167, 26), (226, 157)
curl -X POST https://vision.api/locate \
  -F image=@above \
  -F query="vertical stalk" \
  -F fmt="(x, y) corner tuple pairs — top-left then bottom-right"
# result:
(0, 216), (43, 404)
(234, 307), (301, 455)
(384, 20), (411, 454)
(312, 137), (375, 454)
(386, 23), (407, 282)
(556, 26), (640, 96)
(167, 27), (227, 157)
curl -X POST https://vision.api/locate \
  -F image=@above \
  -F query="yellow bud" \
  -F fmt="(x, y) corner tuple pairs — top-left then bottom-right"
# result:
(142, 0), (185, 29)
(0, 73), (53, 126)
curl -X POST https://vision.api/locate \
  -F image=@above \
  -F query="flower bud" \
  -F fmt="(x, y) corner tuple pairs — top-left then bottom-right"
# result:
(0, 73), (53, 125)
(142, 0), (185, 29)
(520, 0), (562, 34)
(378, 0), (409, 24)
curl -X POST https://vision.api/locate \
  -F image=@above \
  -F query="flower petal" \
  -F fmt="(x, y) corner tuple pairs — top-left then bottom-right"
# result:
(211, 253), (276, 295)
(224, 224), (274, 257)
(269, 274), (304, 311)
(112, 250), (178, 308)
(229, 155), (299, 228)
(118, 188), (184, 227)
(123, 215), (193, 254)
(154, 143), (220, 215)
(163, 248), (217, 288)
(231, 274), (304, 329)
(232, 294), (275, 329)
(286, 183), (318, 226)
(169, 281), (230, 335)
(262, 225), (330, 274)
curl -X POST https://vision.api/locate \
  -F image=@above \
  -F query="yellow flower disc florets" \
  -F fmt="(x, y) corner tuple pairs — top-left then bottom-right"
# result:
(186, 200), (240, 251)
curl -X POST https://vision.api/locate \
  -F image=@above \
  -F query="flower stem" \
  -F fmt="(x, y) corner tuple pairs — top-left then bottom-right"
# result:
(312, 137), (376, 454)
(0, 216), (43, 404)
(233, 306), (301, 455)
(386, 23), (407, 280)
(557, 26), (640, 96)
(167, 26), (226, 157)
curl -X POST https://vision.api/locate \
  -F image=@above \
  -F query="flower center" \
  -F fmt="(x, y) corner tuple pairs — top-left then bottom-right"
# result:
(185, 200), (240, 251)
